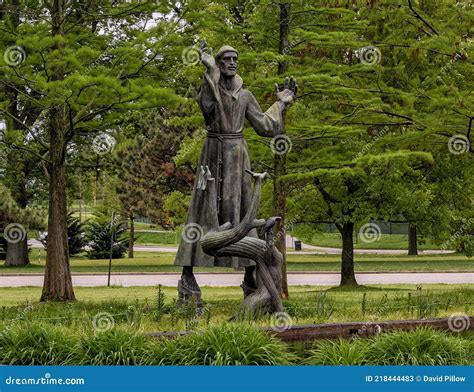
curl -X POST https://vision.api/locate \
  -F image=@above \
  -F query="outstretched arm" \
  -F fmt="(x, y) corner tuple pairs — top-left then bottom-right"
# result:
(245, 94), (283, 137)
(245, 77), (297, 137)
(198, 39), (221, 116)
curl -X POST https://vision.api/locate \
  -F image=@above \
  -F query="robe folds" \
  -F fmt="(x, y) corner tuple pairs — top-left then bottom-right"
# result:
(174, 69), (285, 268)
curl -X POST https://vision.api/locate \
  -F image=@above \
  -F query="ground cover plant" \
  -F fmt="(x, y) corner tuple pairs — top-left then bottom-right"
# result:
(0, 321), (471, 366)
(1, 251), (472, 274)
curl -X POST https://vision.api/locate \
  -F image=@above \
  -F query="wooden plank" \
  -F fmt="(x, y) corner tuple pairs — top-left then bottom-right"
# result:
(264, 317), (474, 342)
(148, 317), (473, 342)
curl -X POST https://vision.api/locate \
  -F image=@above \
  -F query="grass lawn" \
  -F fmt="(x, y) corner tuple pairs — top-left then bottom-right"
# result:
(295, 232), (450, 250)
(134, 231), (179, 245)
(130, 232), (452, 249)
(1, 250), (472, 274)
(0, 284), (472, 331)
(1, 284), (472, 366)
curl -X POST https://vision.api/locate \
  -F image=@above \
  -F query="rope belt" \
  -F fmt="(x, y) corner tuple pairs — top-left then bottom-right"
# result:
(206, 131), (244, 214)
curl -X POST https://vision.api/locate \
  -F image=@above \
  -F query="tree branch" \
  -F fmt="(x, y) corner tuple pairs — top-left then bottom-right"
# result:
(407, 0), (439, 36)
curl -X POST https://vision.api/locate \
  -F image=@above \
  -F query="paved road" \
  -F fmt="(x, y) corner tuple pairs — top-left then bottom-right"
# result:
(1, 272), (472, 287)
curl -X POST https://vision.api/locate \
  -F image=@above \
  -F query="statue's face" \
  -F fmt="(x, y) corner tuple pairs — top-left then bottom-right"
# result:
(218, 51), (238, 78)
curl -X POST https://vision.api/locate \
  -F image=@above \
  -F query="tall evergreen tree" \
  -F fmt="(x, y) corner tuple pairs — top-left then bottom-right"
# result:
(0, 1), (184, 300)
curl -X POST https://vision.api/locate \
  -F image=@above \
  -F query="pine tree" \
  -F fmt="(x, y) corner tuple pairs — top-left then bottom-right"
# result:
(0, 1), (185, 300)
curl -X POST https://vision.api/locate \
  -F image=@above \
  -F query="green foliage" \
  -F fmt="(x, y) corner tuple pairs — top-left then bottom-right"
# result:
(39, 212), (86, 256)
(173, 128), (206, 168)
(86, 212), (129, 259)
(368, 327), (472, 365)
(0, 323), (77, 365)
(75, 329), (154, 366)
(305, 328), (472, 366)
(305, 338), (369, 365)
(157, 323), (292, 365)
(162, 191), (191, 228)
(1, 321), (471, 366)
(0, 321), (290, 366)
(116, 110), (194, 227)
(0, 183), (42, 229)
(66, 213), (87, 255)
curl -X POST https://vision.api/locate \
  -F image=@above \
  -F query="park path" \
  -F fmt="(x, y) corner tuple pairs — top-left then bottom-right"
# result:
(29, 236), (453, 255)
(1, 272), (472, 287)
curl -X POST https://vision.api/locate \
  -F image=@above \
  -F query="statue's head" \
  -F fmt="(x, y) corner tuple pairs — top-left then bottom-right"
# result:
(215, 45), (238, 78)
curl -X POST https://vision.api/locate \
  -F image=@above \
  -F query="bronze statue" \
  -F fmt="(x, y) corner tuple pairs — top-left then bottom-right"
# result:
(200, 168), (284, 318)
(174, 39), (296, 305)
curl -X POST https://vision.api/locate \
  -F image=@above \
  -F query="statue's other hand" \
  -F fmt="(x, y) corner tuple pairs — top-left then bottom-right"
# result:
(275, 76), (297, 106)
(199, 38), (215, 69)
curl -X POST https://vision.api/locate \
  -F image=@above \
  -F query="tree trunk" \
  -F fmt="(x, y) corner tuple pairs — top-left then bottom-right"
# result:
(41, 0), (75, 301)
(339, 222), (358, 286)
(3, 1), (28, 268)
(128, 213), (134, 259)
(41, 105), (75, 301)
(408, 224), (418, 256)
(4, 235), (29, 266)
(274, 1), (291, 299)
(78, 169), (83, 222)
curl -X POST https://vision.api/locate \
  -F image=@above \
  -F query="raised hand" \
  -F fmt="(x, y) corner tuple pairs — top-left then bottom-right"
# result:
(199, 38), (215, 69)
(275, 76), (297, 106)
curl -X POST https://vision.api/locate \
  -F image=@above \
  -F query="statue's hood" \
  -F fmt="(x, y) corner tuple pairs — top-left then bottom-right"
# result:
(219, 74), (243, 99)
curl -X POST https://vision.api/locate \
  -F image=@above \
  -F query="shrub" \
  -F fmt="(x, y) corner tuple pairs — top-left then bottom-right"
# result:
(86, 212), (129, 259)
(75, 329), (158, 365)
(0, 323), (77, 365)
(39, 212), (87, 256)
(368, 327), (471, 365)
(305, 338), (369, 365)
(304, 328), (471, 366)
(154, 323), (292, 365)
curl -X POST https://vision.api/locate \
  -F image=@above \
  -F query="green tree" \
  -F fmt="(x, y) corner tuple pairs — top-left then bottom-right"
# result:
(0, 1), (184, 300)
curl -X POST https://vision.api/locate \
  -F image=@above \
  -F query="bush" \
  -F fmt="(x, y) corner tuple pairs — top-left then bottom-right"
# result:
(86, 212), (129, 259)
(305, 338), (369, 365)
(39, 212), (87, 256)
(0, 323), (77, 365)
(1, 322), (470, 366)
(304, 327), (471, 366)
(368, 327), (471, 365)
(155, 323), (292, 365)
(75, 329), (157, 365)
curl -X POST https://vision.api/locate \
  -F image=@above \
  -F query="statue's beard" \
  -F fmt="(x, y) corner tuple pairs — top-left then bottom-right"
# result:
(220, 68), (237, 78)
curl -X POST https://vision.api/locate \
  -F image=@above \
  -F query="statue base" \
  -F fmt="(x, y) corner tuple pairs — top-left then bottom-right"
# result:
(177, 277), (203, 316)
